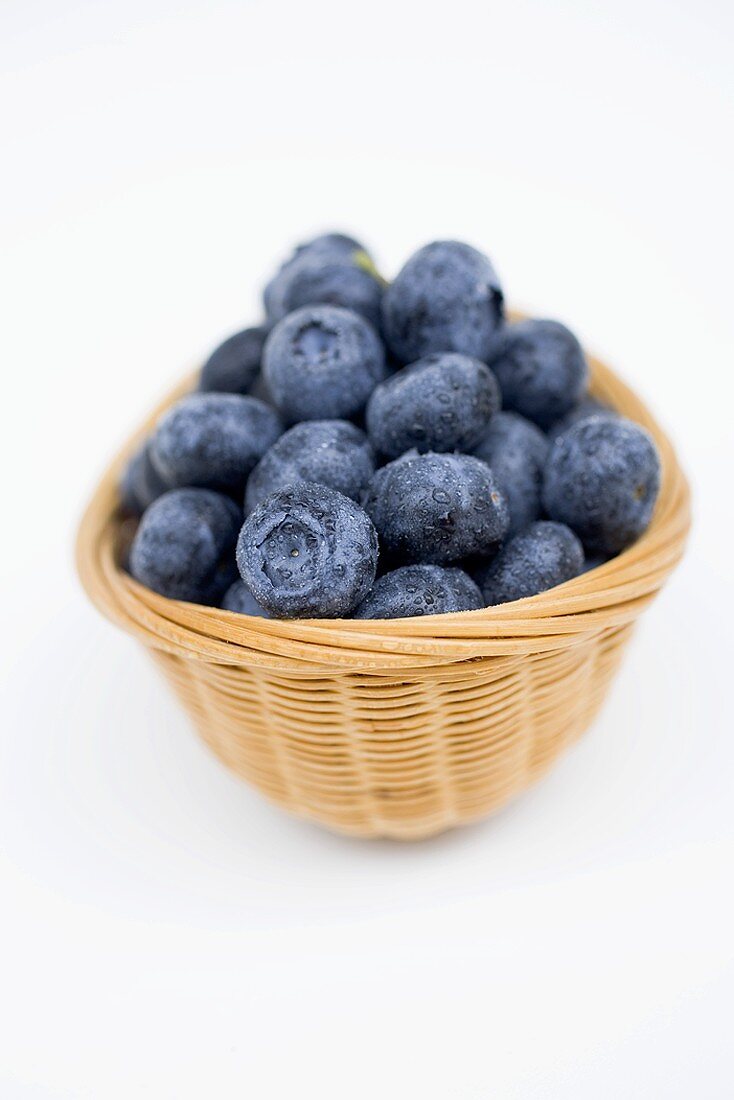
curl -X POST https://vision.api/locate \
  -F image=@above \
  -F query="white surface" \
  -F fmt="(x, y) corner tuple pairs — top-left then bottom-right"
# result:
(1, 1), (733, 1096)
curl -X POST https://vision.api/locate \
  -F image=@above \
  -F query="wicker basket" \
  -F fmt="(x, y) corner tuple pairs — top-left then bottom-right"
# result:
(76, 346), (690, 839)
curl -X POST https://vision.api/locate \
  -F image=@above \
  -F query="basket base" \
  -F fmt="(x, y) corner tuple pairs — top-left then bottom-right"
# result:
(149, 624), (631, 840)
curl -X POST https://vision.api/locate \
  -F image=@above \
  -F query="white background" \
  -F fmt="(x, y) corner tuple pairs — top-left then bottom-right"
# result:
(1, 1), (733, 1096)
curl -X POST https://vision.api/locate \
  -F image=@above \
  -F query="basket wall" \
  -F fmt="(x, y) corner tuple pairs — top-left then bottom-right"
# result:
(77, 349), (690, 838)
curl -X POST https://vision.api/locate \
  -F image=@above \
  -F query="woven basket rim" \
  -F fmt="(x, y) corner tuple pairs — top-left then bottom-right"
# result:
(76, 337), (691, 672)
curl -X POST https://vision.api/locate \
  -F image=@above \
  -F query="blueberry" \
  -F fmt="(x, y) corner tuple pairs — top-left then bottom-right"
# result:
(362, 451), (509, 564)
(486, 319), (588, 429)
(546, 394), (618, 441)
(581, 555), (608, 574)
(129, 488), (241, 604)
(354, 564), (483, 619)
(245, 419), (375, 514)
(248, 370), (275, 406)
(471, 411), (549, 537)
(542, 415), (661, 556)
(237, 482), (378, 618)
(366, 353), (500, 459)
(265, 251), (383, 331)
(199, 326), (267, 394)
(220, 578), (272, 618)
(150, 393), (283, 494)
(476, 521), (584, 606)
(263, 233), (371, 324)
(296, 233), (366, 256)
(262, 305), (386, 423)
(381, 241), (504, 363)
(119, 438), (170, 515)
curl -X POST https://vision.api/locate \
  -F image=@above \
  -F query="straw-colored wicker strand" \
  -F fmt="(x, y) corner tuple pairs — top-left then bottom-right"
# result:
(76, 342), (690, 838)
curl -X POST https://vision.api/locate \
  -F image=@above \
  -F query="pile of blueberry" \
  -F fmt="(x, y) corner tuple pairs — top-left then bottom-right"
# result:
(122, 234), (661, 620)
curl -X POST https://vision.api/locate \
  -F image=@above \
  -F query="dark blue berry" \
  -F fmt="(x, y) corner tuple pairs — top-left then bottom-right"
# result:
(129, 489), (241, 604)
(366, 353), (500, 459)
(199, 327), (267, 394)
(237, 482), (378, 618)
(354, 564), (483, 619)
(476, 521), (584, 605)
(245, 419), (375, 514)
(263, 305), (386, 423)
(295, 233), (366, 256)
(581, 555), (609, 574)
(266, 251), (383, 331)
(221, 579), (271, 618)
(486, 319), (588, 429)
(472, 411), (549, 537)
(248, 370), (275, 406)
(542, 415), (661, 556)
(362, 451), (509, 564)
(151, 393), (283, 494)
(381, 241), (504, 364)
(546, 394), (618, 442)
(119, 438), (170, 515)
(263, 233), (371, 324)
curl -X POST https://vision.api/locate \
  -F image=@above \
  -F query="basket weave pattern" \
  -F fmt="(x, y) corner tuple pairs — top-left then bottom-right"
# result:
(77, 351), (690, 838)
